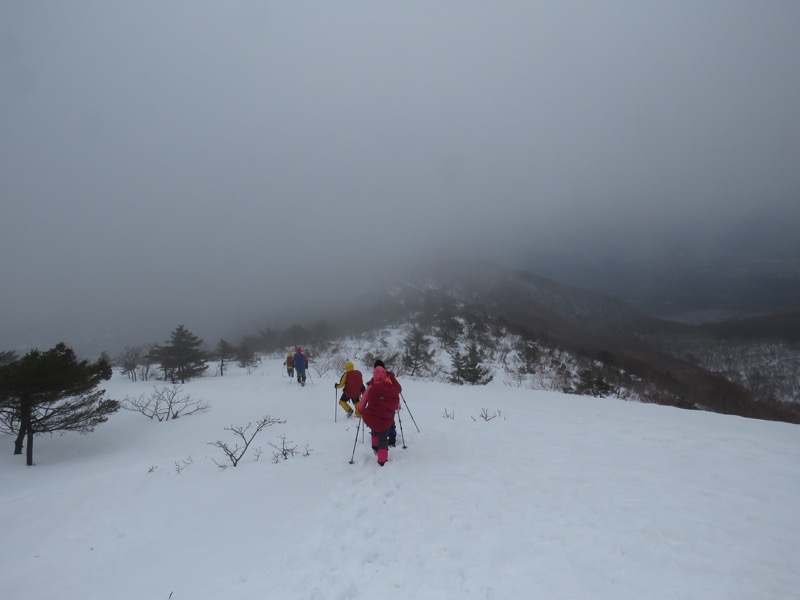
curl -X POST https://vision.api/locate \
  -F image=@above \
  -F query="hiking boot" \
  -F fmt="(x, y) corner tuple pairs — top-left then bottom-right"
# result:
(388, 438), (396, 448)
(378, 461), (386, 467)
(347, 409), (354, 418)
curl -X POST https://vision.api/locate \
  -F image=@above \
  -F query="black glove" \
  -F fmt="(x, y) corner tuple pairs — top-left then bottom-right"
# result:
(334, 383), (337, 388)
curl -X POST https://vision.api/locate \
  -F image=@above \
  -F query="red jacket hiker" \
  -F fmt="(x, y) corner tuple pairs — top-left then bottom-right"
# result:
(365, 359), (402, 394)
(358, 366), (401, 434)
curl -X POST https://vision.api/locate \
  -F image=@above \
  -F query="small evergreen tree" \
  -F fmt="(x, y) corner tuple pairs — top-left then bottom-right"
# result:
(450, 342), (493, 385)
(153, 325), (208, 384)
(574, 369), (615, 397)
(214, 338), (238, 377)
(449, 350), (466, 385)
(0, 342), (119, 466)
(401, 325), (436, 377)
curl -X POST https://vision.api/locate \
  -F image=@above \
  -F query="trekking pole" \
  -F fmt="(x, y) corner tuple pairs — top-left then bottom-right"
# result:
(400, 393), (420, 433)
(396, 411), (407, 449)
(334, 388), (338, 423)
(348, 418), (362, 464)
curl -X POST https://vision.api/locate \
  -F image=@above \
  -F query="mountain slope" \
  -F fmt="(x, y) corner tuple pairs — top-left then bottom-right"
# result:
(366, 261), (799, 422)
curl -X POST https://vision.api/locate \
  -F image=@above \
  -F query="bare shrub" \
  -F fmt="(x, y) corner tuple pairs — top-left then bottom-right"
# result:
(138, 344), (157, 381)
(123, 385), (210, 421)
(471, 408), (502, 422)
(269, 434), (299, 462)
(116, 345), (143, 382)
(174, 456), (193, 473)
(208, 415), (286, 468)
(266, 436), (313, 462)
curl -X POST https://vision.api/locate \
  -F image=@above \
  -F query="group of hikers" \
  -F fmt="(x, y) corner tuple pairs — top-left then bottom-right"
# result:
(283, 347), (308, 386)
(283, 350), (402, 467)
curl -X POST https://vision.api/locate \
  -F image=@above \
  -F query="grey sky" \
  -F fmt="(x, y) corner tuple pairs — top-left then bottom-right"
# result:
(2, 2), (799, 353)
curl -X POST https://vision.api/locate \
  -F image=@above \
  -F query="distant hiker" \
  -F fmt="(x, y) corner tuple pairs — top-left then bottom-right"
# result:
(335, 361), (365, 418)
(284, 352), (295, 378)
(293, 347), (308, 386)
(358, 365), (401, 466)
(366, 359), (402, 447)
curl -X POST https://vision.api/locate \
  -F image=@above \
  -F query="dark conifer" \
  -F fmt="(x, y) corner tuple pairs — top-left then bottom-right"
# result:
(152, 325), (208, 384)
(0, 343), (118, 465)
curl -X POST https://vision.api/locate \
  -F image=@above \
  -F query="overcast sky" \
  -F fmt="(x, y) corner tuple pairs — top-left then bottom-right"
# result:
(2, 2), (799, 353)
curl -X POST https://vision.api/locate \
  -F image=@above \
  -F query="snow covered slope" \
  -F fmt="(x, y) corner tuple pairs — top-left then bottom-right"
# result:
(1, 359), (798, 600)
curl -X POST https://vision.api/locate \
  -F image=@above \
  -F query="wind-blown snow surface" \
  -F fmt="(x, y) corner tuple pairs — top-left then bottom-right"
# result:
(2, 360), (799, 600)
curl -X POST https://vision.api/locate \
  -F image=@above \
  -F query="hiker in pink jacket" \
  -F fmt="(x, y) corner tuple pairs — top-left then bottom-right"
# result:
(357, 366), (401, 466)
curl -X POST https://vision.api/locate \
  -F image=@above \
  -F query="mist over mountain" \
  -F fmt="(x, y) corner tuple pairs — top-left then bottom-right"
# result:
(533, 252), (800, 323)
(524, 214), (800, 322)
(2, 2), (799, 370)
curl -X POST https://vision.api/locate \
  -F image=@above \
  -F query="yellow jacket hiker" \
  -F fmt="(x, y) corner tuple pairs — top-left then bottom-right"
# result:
(335, 361), (365, 417)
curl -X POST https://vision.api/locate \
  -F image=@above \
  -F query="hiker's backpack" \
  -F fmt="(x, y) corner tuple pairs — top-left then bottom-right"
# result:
(344, 369), (364, 398)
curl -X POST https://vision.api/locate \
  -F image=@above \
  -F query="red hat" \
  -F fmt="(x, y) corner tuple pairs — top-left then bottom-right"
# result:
(373, 366), (387, 383)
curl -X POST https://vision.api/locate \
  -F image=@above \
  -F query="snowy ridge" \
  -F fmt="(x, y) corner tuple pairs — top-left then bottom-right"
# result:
(311, 325), (646, 402)
(2, 354), (799, 599)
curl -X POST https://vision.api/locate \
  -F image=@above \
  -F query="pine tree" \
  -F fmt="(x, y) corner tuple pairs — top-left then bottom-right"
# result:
(401, 325), (436, 377)
(215, 339), (238, 377)
(0, 343), (118, 466)
(460, 342), (494, 385)
(449, 350), (466, 385)
(575, 369), (615, 397)
(153, 325), (208, 384)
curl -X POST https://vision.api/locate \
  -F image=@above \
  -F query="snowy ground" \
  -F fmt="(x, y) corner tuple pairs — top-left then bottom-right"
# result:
(2, 359), (799, 600)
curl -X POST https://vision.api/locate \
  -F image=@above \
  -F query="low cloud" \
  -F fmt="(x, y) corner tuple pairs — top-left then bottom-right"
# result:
(1, 2), (798, 353)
